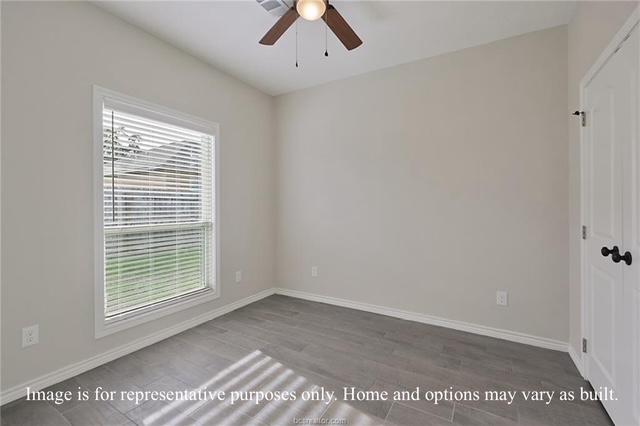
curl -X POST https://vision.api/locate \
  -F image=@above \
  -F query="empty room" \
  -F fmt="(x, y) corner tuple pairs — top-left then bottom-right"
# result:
(1, 1), (639, 425)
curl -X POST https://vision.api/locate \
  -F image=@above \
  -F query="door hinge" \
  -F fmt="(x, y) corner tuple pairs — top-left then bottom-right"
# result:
(582, 338), (588, 353)
(573, 110), (586, 127)
(582, 225), (587, 240)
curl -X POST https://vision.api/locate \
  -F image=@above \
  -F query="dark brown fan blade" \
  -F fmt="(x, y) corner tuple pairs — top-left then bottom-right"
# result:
(323, 5), (362, 50)
(259, 7), (299, 45)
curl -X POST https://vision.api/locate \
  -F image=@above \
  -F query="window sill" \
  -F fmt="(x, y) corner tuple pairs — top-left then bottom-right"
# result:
(95, 287), (219, 338)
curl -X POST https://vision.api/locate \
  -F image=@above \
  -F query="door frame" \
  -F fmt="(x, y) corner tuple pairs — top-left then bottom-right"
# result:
(579, 0), (639, 398)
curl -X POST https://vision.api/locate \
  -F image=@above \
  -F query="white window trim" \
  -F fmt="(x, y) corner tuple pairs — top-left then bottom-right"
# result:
(93, 86), (221, 338)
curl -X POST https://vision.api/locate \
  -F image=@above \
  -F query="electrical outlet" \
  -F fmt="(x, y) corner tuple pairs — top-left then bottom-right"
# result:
(235, 270), (242, 283)
(22, 325), (39, 348)
(311, 266), (318, 277)
(496, 291), (508, 307)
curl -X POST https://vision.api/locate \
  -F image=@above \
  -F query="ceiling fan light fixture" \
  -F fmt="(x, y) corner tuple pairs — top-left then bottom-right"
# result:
(296, 0), (326, 21)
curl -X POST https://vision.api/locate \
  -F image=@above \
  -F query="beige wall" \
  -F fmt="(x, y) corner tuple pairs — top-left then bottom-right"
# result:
(567, 1), (637, 354)
(1, 1), (276, 391)
(276, 27), (569, 342)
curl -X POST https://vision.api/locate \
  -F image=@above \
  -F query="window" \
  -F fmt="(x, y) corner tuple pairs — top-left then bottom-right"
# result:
(94, 87), (219, 337)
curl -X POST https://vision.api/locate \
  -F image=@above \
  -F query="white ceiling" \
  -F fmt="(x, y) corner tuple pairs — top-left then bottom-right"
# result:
(96, 1), (576, 95)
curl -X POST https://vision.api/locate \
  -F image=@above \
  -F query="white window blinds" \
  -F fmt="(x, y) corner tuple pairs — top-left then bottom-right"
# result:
(102, 104), (215, 319)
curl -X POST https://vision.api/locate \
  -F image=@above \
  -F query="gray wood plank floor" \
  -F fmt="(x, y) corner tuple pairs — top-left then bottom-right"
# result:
(1, 295), (612, 425)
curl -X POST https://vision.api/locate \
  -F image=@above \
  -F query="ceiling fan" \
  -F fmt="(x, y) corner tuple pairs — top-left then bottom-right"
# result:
(259, 0), (363, 51)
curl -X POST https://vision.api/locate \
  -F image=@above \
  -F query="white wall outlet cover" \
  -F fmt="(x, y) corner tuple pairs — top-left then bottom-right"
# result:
(22, 324), (39, 348)
(235, 270), (242, 283)
(496, 290), (509, 306)
(311, 266), (318, 277)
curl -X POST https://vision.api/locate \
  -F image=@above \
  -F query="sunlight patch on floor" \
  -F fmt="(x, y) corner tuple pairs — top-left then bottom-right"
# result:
(138, 349), (367, 425)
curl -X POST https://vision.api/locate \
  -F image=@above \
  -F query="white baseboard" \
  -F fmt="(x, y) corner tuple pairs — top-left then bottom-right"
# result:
(275, 288), (569, 352)
(0, 288), (276, 406)
(1, 286), (576, 406)
(568, 344), (585, 378)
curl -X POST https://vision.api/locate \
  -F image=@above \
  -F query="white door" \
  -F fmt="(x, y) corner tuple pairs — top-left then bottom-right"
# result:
(583, 24), (638, 426)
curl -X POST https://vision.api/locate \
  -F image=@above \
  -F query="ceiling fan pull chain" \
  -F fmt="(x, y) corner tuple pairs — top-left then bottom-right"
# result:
(324, 11), (329, 57)
(295, 20), (299, 68)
